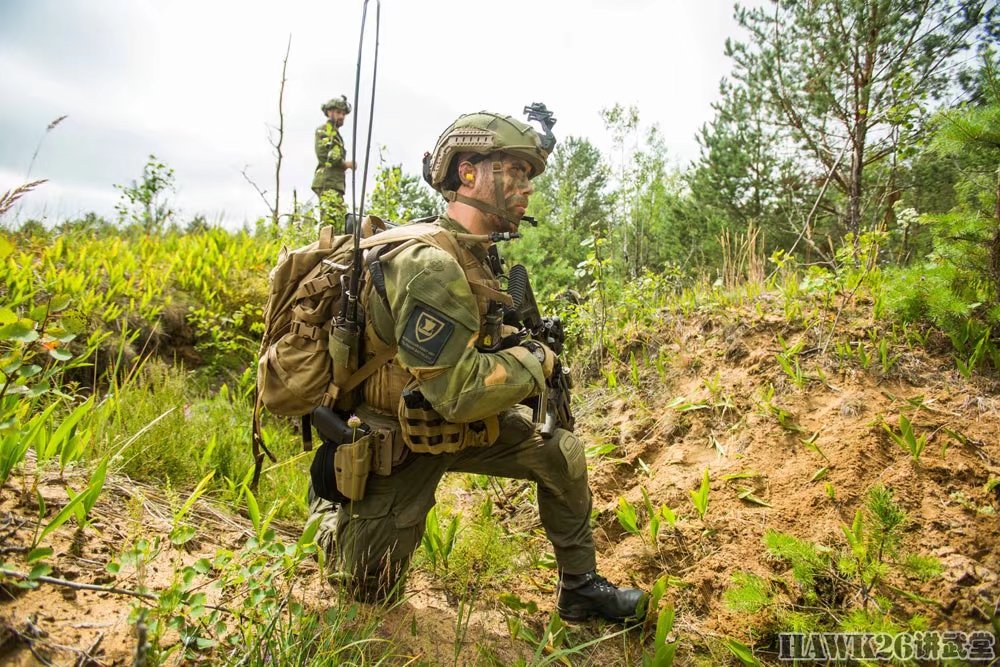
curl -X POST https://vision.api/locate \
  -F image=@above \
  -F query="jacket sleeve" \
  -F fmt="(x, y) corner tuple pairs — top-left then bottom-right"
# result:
(377, 243), (546, 423)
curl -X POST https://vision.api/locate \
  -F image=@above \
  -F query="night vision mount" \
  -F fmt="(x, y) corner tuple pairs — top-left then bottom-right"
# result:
(523, 102), (557, 152)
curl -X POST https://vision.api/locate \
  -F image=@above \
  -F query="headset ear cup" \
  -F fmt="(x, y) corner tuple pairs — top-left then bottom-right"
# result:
(422, 152), (435, 187)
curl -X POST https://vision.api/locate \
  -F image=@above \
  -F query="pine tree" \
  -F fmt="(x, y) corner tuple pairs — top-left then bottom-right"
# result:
(729, 0), (990, 237)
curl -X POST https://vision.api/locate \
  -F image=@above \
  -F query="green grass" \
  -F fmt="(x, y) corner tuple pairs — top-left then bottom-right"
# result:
(91, 359), (307, 519)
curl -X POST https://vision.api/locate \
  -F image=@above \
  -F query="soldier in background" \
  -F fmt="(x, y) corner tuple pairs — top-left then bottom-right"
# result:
(308, 110), (646, 623)
(312, 95), (356, 230)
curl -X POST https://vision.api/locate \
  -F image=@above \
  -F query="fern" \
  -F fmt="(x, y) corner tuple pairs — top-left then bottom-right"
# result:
(723, 572), (772, 613)
(764, 530), (828, 588)
(775, 610), (824, 633)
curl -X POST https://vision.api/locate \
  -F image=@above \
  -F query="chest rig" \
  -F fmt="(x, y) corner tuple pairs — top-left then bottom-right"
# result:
(357, 222), (514, 454)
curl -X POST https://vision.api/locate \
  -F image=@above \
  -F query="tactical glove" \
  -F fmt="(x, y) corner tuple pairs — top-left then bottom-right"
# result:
(521, 340), (555, 378)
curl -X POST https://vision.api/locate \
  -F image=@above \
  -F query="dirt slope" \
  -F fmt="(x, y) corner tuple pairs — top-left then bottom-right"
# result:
(583, 303), (998, 656)
(1, 298), (997, 665)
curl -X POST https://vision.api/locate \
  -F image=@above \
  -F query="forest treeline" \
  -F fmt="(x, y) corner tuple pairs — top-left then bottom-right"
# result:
(357, 2), (1000, 373)
(7, 0), (1000, 371)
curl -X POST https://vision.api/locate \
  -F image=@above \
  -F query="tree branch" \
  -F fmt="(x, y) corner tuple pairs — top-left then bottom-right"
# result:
(0, 568), (234, 616)
(271, 34), (292, 229)
(1, 567), (157, 601)
(240, 167), (271, 211)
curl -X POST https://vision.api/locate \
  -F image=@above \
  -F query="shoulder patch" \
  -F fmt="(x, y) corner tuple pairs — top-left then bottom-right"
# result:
(400, 304), (455, 365)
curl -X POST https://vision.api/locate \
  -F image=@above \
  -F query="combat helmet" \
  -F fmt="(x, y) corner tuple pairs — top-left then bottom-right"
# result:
(421, 105), (556, 226)
(423, 110), (554, 194)
(321, 95), (352, 114)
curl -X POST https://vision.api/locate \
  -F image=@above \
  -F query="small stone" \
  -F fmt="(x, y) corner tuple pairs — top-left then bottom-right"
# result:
(956, 570), (980, 587)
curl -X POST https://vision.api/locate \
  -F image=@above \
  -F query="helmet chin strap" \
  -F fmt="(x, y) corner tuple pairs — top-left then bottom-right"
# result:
(444, 161), (523, 227)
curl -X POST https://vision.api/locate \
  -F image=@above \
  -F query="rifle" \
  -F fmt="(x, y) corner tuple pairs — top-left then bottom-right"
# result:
(505, 264), (575, 436)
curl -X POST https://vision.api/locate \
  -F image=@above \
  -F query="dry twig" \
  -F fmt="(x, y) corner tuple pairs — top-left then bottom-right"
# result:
(0, 567), (157, 601)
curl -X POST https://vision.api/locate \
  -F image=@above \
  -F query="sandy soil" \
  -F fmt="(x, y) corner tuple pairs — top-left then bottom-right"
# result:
(2, 297), (997, 665)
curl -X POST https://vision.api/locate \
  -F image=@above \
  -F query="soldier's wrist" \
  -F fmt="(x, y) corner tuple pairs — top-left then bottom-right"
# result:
(521, 340), (555, 378)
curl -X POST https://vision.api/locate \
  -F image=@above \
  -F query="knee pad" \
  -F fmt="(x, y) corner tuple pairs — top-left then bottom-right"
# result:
(550, 428), (586, 480)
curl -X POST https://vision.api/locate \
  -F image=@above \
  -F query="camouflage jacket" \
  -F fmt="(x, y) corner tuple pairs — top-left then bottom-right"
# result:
(363, 216), (546, 423)
(311, 122), (347, 193)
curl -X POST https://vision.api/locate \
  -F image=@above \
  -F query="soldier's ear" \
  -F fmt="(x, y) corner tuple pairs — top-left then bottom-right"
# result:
(457, 161), (476, 188)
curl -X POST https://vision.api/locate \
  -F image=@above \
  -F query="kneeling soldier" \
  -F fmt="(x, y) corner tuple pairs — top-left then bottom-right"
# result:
(309, 109), (645, 622)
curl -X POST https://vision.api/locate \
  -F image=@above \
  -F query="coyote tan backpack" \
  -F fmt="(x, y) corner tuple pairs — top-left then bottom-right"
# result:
(251, 225), (356, 486)
(250, 218), (487, 488)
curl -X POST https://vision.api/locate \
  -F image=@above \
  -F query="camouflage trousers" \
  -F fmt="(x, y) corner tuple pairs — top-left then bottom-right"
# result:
(313, 187), (347, 231)
(307, 406), (596, 601)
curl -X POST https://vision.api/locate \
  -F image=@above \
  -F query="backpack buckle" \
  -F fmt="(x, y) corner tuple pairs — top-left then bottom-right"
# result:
(290, 320), (322, 339)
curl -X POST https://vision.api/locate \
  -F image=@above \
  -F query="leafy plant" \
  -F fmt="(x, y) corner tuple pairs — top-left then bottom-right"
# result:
(725, 485), (942, 641)
(642, 575), (678, 666)
(629, 350), (641, 386)
(882, 414), (927, 462)
(0, 427), (31, 488)
(876, 336), (901, 376)
(723, 637), (762, 666)
(169, 471), (215, 546)
(32, 457), (108, 549)
(776, 335), (808, 388)
(641, 487), (669, 547)
(736, 486), (771, 507)
(689, 469), (710, 521)
(759, 385), (804, 433)
(854, 343), (872, 370)
(422, 505), (460, 572)
(242, 486), (278, 540)
(616, 496), (641, 536)
(665, 395), (711, 412)
(35, 397), (95, 472)
(799, 431), (829, 461)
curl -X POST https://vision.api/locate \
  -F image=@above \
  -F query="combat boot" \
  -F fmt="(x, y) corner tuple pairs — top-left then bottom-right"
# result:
(556, 570), (645, 622)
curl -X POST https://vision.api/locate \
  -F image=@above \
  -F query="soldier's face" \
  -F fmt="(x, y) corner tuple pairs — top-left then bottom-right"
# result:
(471, 156), (534, 233)
(327, 109), (348, 127)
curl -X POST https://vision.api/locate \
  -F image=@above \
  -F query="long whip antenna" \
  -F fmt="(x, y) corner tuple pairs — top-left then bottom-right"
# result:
(345, 0), (381, 323)
(348, 0), (368, 225)
(358, 1), (380, 221)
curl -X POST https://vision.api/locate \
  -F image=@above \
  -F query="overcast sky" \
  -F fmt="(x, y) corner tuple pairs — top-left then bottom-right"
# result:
(0, 0), (743, 226)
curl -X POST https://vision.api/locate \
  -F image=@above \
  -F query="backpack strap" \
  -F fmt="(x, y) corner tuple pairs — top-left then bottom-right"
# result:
(361, 223), (515, 309)
(423, 228), (514, 308)
(358, 222), (442, 249)
(469, 281), (513, 307)
(251, 389), (277, 490)
(315, 337), (399, 410)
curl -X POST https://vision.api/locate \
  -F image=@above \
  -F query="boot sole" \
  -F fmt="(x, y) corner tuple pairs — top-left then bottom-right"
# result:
(557, 607), (638, 624)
